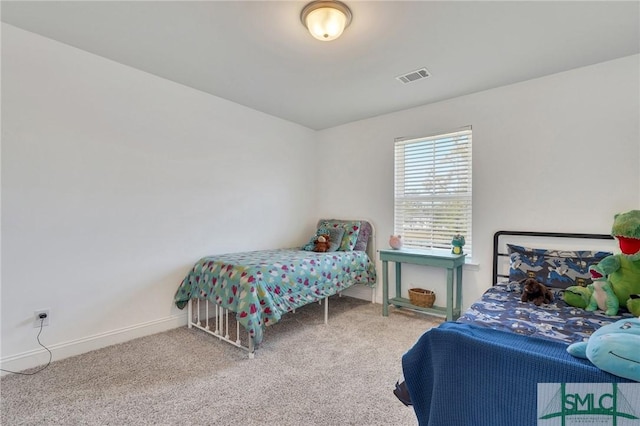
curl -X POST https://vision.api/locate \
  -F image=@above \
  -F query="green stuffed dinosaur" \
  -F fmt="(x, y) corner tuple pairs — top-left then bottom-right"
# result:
(564, 282), (619, 315)
(589, 210), (640, 316)
(585, 279), (619, 316)
(563, 285), (592, 309)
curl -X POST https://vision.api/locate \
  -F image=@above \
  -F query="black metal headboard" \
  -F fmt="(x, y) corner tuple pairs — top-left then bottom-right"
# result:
(492, 230), (614, 284)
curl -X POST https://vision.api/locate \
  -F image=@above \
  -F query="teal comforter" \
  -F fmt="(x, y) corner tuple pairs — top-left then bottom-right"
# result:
(174, 249), (376, 345)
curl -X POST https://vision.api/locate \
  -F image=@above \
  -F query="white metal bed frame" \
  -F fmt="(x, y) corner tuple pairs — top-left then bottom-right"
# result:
(187, 295), (331, 358)
(186, 219), (377, 358)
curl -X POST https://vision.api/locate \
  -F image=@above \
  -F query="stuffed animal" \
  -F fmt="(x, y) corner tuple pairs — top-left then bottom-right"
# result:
(313, 234), (331, 252)
(563, 285), (592, 309)
(589, 210), (640, 316)
(389, 235), (403, 250)
(451, 234), (465, 255)
(630, 294), (640, 315)
(585, 279), (619, 316)
(567, 318), (640, 382)
(520, 278), (554, 306)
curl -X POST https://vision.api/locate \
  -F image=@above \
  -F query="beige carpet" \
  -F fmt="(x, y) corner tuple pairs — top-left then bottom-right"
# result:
(1, 296), (442, 425)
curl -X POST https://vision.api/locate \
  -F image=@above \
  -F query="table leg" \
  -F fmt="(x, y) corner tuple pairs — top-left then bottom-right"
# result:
(455, 265), (463, 319)
(395, 263), (402, 301)
(382, 260), (389, 316)
(446, 268), (454, 321)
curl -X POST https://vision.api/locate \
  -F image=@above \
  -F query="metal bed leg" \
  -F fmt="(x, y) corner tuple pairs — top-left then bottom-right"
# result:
(324, 296), (329, 324)
(215, 304), (220, 335)
(248, 335), (255, 359)
(187, 299), (193, 329)
(225, 309), (230, 339)
(205, 302), (210, 330)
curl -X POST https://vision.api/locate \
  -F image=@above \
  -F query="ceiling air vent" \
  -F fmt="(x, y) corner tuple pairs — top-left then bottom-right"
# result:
(396, 67), (431, 84)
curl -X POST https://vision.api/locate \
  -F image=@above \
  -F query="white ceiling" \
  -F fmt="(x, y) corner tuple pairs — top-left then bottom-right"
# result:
(2, 1), (639, 130)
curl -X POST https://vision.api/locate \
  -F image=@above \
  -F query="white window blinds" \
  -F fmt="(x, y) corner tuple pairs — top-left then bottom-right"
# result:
(394, 128), (472, 255)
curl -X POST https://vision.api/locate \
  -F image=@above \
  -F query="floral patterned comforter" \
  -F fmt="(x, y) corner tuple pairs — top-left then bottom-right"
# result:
(174, 249), (376, 345)
(457, 282), (633, 344)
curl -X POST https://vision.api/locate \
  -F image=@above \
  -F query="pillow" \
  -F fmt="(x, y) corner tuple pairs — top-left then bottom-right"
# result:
(302, 227), (345, 252)
(318, 220), (361, 251)
(354, 221), (372, 251)
(507, 244), (611, 289)
(318, 219), (371, 251)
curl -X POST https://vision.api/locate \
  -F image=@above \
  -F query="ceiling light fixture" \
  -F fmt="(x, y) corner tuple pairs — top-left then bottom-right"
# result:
(301, 1), (352, 41)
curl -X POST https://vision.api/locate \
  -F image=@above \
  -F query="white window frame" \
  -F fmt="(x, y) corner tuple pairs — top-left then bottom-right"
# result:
(394, 127), (472, 256)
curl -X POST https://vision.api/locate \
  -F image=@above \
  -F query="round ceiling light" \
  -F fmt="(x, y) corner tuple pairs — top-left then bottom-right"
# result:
(301, 1), (352, 41)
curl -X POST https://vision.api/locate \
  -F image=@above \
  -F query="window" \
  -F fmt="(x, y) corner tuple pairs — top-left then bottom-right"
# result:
(394, 127), (472, 255)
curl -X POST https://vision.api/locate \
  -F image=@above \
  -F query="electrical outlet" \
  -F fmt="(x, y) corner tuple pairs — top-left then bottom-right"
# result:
(33, 309), (50, 328)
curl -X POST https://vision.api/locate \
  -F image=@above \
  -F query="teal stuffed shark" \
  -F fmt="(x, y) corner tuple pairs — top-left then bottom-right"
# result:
(567, 318), (640, 382)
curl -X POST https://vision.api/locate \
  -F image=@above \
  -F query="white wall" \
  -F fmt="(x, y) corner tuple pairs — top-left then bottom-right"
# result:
(318, 54), (640, 308)
(1, 24), (317, 371)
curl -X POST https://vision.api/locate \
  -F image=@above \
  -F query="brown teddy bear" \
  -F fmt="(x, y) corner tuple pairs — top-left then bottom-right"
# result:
(520, 278), (554, 306)
(313, 234), (331, 252)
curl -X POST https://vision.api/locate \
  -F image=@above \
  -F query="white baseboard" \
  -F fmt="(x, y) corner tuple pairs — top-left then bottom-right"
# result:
(1, 313), (187, 375)
(342, 284), (377, 304)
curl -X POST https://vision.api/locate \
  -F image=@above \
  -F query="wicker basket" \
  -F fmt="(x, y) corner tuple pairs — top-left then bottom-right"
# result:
(408, 288), (436, 308)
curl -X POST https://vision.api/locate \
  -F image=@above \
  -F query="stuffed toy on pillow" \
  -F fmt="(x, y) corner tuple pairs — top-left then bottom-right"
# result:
(313, 234), (331, 252)
(589, 210), (640, 316)
(567, 318), (640, 382)
(520, 278), (553, 306)
(302, 227), (343, 252)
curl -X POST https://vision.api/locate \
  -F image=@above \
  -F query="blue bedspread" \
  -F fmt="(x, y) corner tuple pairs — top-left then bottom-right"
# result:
(402, 322), (634, 426)
(458, 282), (633, 343)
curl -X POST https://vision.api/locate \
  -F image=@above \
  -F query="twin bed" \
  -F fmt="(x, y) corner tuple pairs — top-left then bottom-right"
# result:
(401, 231), (637, 425)
(174, 219), (376, 357)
